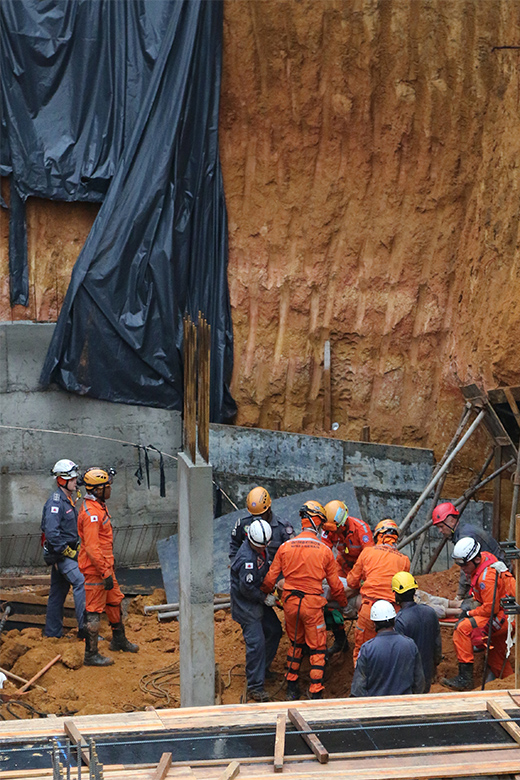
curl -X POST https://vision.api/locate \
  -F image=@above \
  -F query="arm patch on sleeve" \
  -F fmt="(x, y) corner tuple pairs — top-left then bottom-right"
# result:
(50, 506), (59, 514)
(90, 515), (99, 523)
(244, 562), (254, 569)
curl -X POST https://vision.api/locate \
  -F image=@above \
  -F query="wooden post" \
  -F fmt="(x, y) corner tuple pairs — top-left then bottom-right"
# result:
(493, 446), (502, 540)
(64, 719), (90, 766)
(287, 707), (329, 763)
(516, 514), (520, 690)
(153, 753), (172, 780)
(274, 712), (286, 773)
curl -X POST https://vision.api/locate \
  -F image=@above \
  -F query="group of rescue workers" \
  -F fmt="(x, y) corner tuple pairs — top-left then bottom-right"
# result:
(40, 459), (138, 666)
(230, 488), (517, 701)
(40, 458), (517, 701)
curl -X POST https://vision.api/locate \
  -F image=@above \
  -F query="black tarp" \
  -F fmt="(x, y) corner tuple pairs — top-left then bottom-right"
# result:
(0, 0), (235, 421)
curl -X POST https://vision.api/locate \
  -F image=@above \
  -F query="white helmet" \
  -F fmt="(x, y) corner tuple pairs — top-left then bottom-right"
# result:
(52, 459), (79, 479)
(370, 600), (397, 622)
(452, 537), (481, 565)
(247, 519), (272, 547)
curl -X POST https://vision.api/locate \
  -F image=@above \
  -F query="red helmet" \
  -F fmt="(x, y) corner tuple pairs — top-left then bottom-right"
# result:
(432, 502), (459, 526)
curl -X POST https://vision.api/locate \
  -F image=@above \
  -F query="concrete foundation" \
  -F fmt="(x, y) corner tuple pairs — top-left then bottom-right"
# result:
(177, 451), (215, 707)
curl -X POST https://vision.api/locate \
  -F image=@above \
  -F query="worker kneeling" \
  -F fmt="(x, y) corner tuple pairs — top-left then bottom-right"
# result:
(442, 537), (515, 691)
(262, 501), (347, 700)
(230, 519), (282, 702)
(78, 468), (139, 667)
(351, 600), (425, 697)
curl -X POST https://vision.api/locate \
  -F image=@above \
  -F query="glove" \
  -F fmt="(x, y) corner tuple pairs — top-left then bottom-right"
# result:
(490, 561), (508, 573)
(103, 575), (114, 591)
(62, 545), (78, 561)
(455, 610), (470, 628)
(264, 593), (277, 607)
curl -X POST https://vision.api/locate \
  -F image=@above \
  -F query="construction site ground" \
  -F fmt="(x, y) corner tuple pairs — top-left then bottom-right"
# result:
(0, 565), (513, 720)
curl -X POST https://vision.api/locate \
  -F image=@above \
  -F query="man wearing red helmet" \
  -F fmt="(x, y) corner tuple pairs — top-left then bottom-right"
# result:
(432, 502), (507, 598)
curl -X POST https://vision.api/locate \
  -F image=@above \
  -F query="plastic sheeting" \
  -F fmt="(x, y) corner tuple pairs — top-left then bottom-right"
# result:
(1, 0), (235, 421)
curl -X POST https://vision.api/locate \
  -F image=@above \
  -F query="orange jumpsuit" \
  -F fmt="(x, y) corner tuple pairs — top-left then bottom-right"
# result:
(453, 552), (516, 678)
(262, 530), (347, 694)
(77, 496), (124, 623)
(321, 517), (374, 576)
(346, 539), (410, 664)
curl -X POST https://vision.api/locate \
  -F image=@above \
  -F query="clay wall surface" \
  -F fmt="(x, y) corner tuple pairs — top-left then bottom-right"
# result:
(2, 1), (520, 491)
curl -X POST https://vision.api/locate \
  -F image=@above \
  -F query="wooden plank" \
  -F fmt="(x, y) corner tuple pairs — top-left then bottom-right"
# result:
(274, 712), (286, 773)
(0, 666), (46, 692)
(218, 760), (240, 780)
(0, 576), (50, 588)
(63, 719), (90, 766)
(287, 708), (328, 764)
(504, 387), (520, 427)
(152, 752), (172, 780)
(486, 700), (520, 745)
(509, 691), (520, 708)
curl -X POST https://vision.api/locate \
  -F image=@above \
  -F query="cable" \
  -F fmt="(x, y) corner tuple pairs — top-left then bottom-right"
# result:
(139, 663), (180, 706)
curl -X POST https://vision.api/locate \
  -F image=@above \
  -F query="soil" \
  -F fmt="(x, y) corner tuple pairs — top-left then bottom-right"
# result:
(0, 568), (514, 719)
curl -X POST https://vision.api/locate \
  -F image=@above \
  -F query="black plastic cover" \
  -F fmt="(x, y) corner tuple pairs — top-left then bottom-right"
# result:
(1, 0), (235, 421)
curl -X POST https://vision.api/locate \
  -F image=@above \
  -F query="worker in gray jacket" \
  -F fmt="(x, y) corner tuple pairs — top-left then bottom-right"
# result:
(230, 518), (282, 702)
(351, 600), (425, 698)
(392, 572), (442, 692)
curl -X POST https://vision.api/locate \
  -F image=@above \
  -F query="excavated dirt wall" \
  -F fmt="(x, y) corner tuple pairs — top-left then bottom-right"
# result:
(2, 1), (520, 490)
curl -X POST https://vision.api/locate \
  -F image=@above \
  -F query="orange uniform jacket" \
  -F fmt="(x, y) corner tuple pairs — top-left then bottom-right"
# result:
(346, 543), (411, 602)
(77, 497), (115, 580)
(338, 517), (374, 570)
(262, 530), (347, 606)
(468, 552), (515, 621)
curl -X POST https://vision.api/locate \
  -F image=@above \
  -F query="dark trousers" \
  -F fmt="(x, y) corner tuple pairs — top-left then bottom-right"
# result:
(240, 606), (282, 691)
(44, 558), (86, 637)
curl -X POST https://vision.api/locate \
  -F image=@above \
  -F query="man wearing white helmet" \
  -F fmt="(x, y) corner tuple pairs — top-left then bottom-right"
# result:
(351, 599), (425, 697)
(442, 537), (516, 691)
(230, 518), (282, 702)
(41, 459), (86, 638)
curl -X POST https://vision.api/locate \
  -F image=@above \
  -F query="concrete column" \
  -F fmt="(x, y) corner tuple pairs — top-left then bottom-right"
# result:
(177, 450), (215, 707)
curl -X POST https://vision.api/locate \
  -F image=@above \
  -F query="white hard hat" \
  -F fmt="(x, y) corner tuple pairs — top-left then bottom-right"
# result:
(370, 599), (397, 622)
(247, 519), (273, 547)
(52, 459), (79, 479)
(452, 536), (481, 565)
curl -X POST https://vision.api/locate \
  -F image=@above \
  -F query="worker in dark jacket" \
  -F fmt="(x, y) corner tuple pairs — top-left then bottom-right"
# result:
(230, 518), (283, 702)
(392, 571), (442, 692)
(351, 600), (425, 697)
(432, 502), (507, 597)
(229, 486), (294, 562)
(41, 459), (85, 638)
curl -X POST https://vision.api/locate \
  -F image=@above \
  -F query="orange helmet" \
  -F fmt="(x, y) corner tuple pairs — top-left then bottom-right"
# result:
(300, 500), (327, 531)
(374, 518), (399, 542)
(432, 502), (459, 526)
(324, 500), (349, 528)
(247, 486), (272, 516)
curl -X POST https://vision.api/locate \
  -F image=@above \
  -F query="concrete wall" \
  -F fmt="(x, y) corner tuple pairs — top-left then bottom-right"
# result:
(0, 323), (181, 568)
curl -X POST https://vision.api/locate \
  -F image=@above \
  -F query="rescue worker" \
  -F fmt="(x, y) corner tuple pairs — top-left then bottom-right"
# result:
(432, 502), (507, 598)
(261, 500), (347, 700)
(393, 571), (442, 692)
(351, 600), (425, 697)
(442, 537), (515, 691)
(321, 500), (374, 655)
(229, 486), (294, 562)
(77, 467), (138, 666)
(230, 519), (282, 702)
(346, 518), (411, 664)
(41, 459), (86, 638)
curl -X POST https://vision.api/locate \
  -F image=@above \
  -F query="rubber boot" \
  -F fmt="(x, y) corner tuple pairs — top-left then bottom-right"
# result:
(441, 662), (474, 691)
(308, 688), (323, 700)
(247, 688), (269, 702)
(84, 614), (114, 667)
(327, 625), (348, 658)
(286, 680), (301, 701)
(109, 622), (139, 653)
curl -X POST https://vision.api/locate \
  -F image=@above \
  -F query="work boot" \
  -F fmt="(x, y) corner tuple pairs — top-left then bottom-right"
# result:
(326, 626), (349, 659)
(308, 689), (323, 700)
(109, 622), (139, 653)
(247, 688), (269, 702)
(264, 668), (278, 681)
(84, 615), (114, 667)
(77, 627), (88, 641)
(441, 662), (474, 691)
(286, 680), (301, 701)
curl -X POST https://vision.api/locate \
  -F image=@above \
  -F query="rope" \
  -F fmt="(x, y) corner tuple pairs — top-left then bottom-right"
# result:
(139, 663), (180, 706)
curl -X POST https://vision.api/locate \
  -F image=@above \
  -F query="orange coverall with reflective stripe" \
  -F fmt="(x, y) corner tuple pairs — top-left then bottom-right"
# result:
(262, 530), (347, 694)
(453, 552), (516, 678)
(77, 497), (124, 622)
(346, 541), (411, 664)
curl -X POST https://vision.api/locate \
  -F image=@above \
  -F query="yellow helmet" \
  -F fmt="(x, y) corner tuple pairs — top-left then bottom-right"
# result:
(247, 486), (271, 516)
(374, 518), (399, 541)
(324, 500), (349, 528)
(391, 571), (418, 595)
(82, 467), (112, 491)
